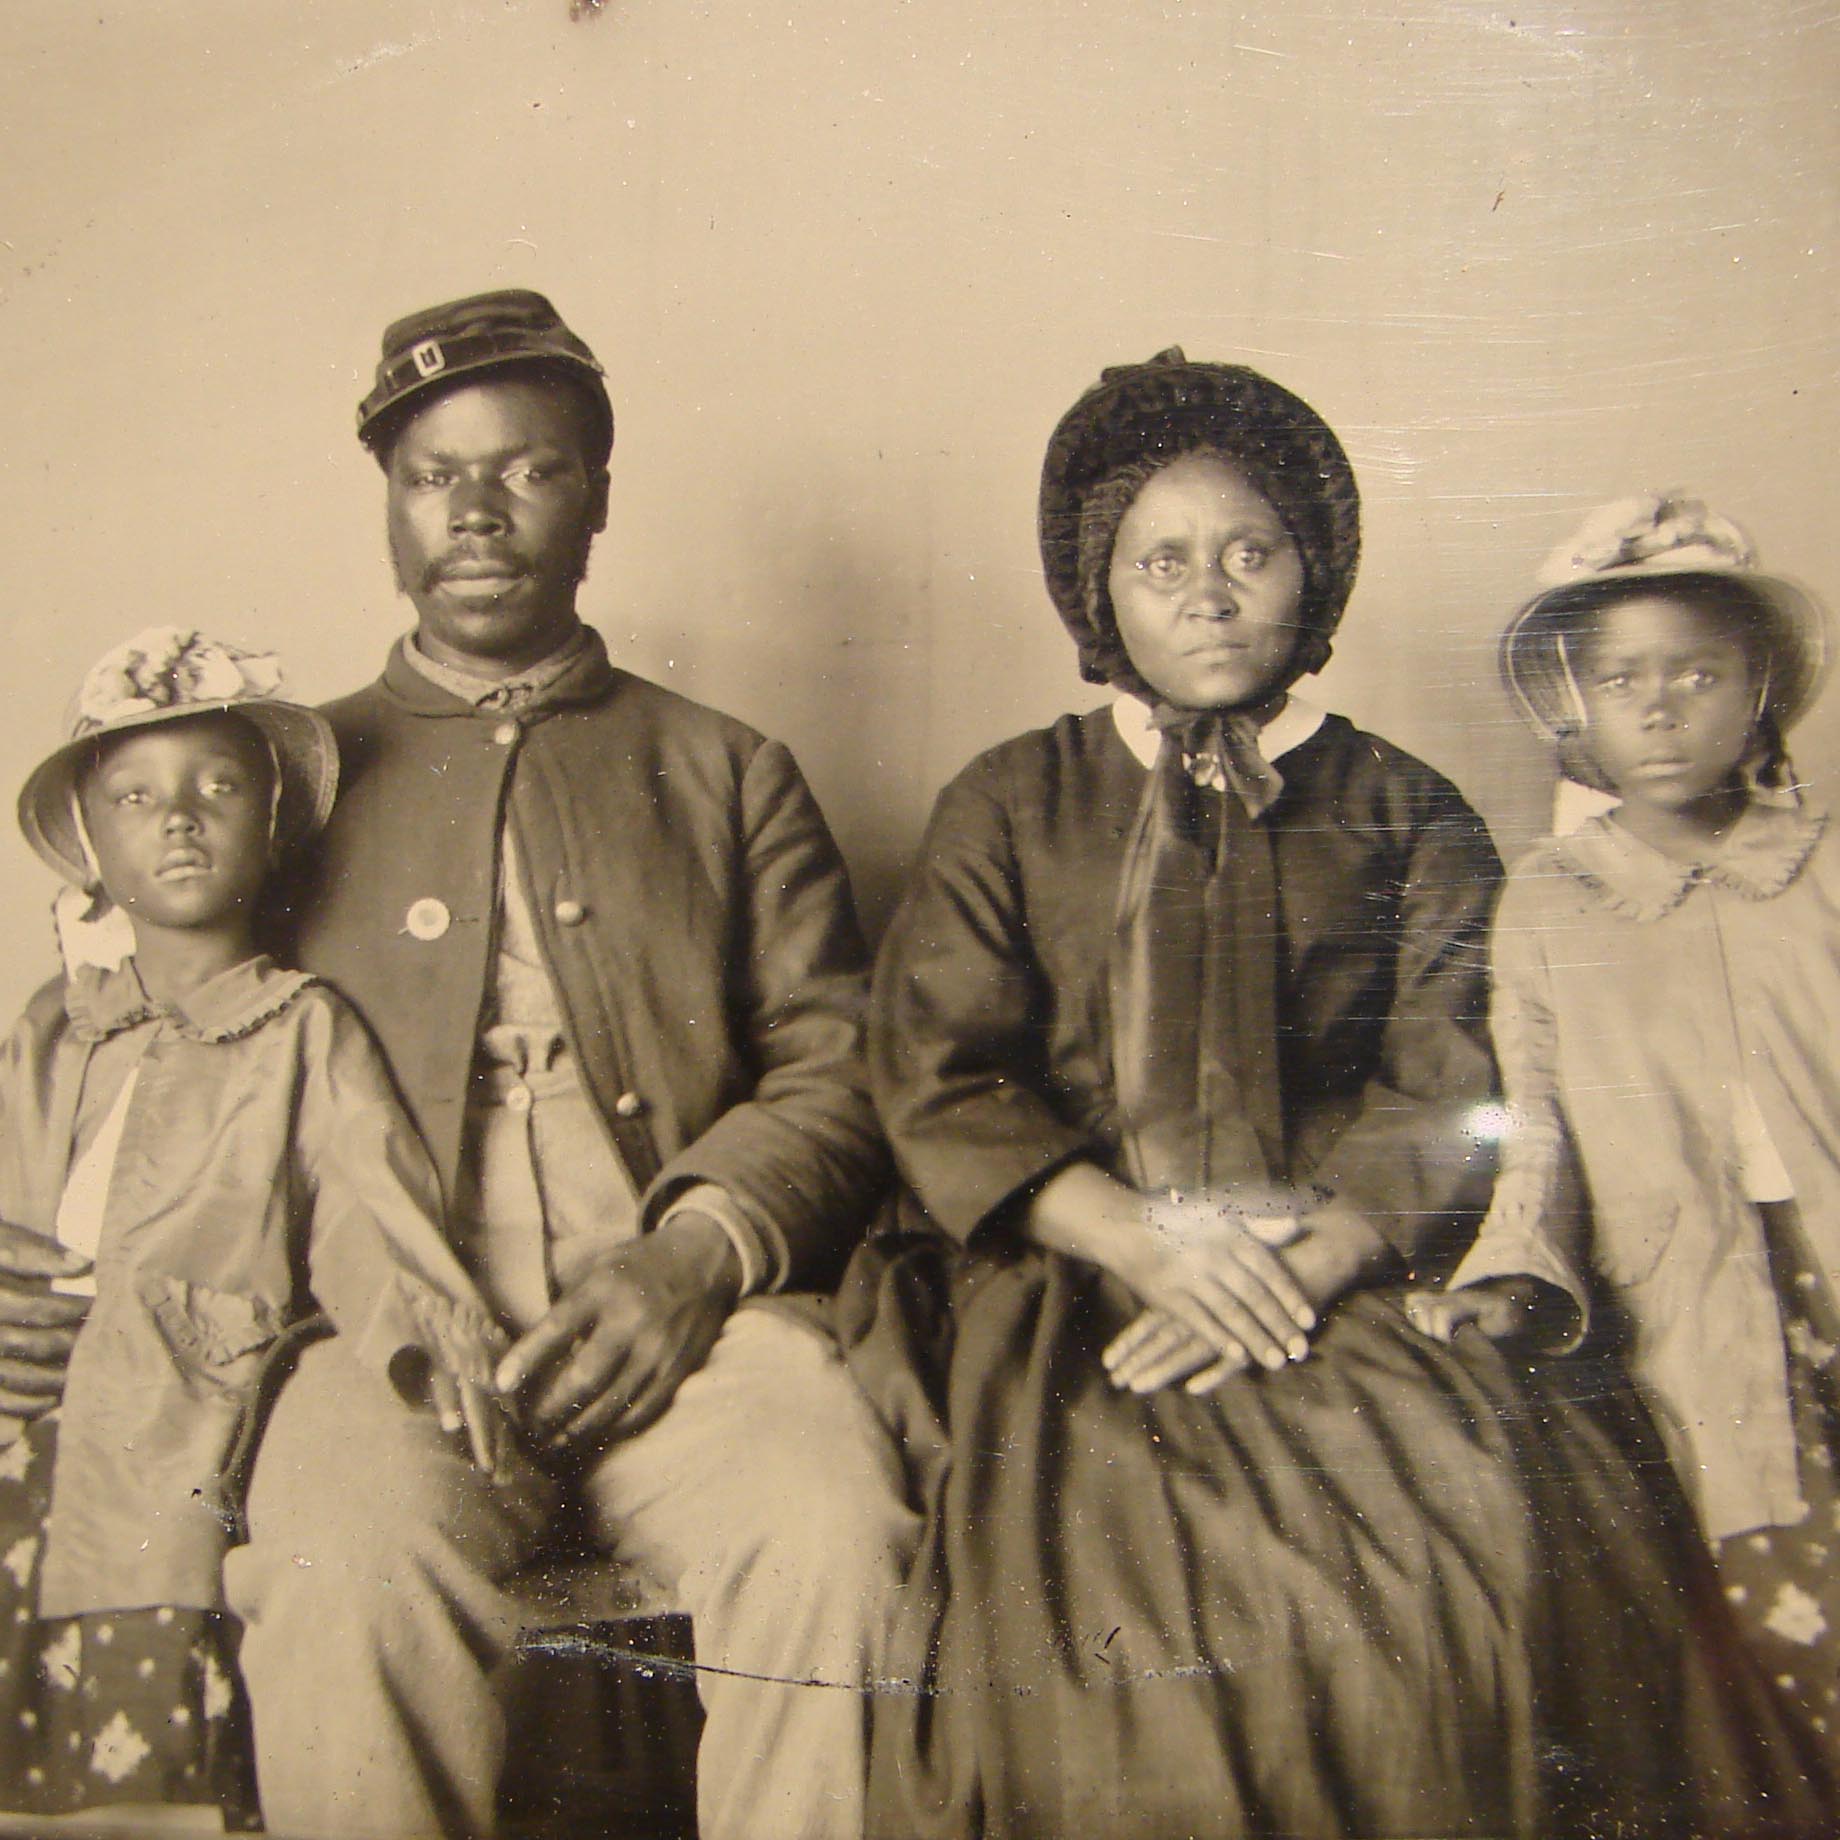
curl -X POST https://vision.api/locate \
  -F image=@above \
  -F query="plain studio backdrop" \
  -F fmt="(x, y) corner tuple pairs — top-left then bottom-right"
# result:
(1, 1), (1834, 1024)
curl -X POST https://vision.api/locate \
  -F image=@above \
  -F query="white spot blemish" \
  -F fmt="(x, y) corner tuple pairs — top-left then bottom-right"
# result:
(1464, 1103), (1514, 1144)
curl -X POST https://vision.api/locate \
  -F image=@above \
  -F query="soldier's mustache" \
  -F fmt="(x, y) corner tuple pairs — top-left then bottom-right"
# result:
(421, 547), (533, 592)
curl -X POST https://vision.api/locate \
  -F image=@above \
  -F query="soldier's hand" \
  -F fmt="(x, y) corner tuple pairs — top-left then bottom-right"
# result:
(493, 1214), (743, 1458)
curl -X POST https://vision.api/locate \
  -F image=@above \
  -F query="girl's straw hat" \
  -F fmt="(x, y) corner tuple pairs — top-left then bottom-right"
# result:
(1501, 493), (1829, 745)
(19, 626), (338, 890)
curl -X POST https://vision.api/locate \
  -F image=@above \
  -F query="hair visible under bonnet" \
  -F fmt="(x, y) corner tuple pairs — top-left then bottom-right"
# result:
(1040, 350), (1360, 700)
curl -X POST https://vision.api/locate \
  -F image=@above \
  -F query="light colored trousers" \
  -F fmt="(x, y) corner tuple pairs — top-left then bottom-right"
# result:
(223, 1305), (919, 1840)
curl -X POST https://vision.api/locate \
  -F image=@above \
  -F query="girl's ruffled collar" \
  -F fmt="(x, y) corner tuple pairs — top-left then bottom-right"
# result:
(1545, 795), (1826, 922)
(66, 956), (315, 1044)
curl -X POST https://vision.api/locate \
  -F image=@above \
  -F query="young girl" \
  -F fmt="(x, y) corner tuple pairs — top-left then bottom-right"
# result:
(837, 364), (1823, 1839)
(1410, 494), (1840, 1766)
(0, 627), (506, 1827)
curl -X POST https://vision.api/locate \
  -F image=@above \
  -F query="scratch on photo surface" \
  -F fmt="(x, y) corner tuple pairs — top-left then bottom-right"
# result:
(517, 1629), (861, 1691)
(516, 1630), (1240, 1697)
(338, 37), (436, 77)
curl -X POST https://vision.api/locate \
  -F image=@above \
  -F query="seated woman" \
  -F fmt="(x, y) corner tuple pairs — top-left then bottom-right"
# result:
(837, 351), (1828, 1839)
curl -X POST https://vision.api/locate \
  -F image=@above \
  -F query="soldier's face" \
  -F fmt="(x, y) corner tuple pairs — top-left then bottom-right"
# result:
(386, 378), (609, 675)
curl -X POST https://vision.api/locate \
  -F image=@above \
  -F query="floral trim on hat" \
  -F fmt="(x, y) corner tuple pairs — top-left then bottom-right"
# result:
(1533, 493), (1754, 591)
(72, 629), (285, 738)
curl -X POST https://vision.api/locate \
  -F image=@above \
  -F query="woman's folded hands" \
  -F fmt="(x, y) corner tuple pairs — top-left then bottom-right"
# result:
(1025, 1164), (1393, 1395)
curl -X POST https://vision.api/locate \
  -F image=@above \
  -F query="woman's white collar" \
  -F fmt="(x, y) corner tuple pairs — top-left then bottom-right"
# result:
(1111, 694), (1327, 771)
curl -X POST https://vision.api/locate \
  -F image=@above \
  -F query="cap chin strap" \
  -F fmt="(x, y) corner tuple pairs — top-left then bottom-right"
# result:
(262, 733), (283, 846)
(1554, 632), (1589, 734)
(69, 793), (106, 896)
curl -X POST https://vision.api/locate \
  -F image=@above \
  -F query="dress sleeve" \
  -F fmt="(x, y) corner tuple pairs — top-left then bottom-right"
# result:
(1302, 781), (1504, 1267)
(1445, 873), (1591, 1344)
(0, 979), (74, 1242)
(870, 757), (1091, 1242)
(290, 992), (507, 1390)
(0, 982), (76, 1449)
(639, 739), (888, 1288)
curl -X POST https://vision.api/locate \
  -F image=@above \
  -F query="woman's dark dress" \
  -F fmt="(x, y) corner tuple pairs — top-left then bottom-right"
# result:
(839, 706), (1827, 1838)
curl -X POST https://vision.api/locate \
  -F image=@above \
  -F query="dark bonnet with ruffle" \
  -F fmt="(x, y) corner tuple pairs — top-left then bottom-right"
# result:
(1039, 349), (1361, 697)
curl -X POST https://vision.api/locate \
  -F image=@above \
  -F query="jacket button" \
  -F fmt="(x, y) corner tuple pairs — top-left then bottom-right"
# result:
(492, 721), (519, 747)
(404, 898), (451, 941)
(613, 1091), (645, 1119)
(554, 898), (587, 927)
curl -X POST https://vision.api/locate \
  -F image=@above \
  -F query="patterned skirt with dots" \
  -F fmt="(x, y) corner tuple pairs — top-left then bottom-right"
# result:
(1713, 1200), (1840, 1770)
(0, 1414), (258, 1823)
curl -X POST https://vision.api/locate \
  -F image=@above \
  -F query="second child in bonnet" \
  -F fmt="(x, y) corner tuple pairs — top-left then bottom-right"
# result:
(0, 628), (506, 1827)
(1411, 494), (1840, 1775)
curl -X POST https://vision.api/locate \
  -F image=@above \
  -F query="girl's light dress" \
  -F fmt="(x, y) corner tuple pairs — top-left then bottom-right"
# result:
(1452, 791), (1840, 1758)
(0, 955), (500, 1820)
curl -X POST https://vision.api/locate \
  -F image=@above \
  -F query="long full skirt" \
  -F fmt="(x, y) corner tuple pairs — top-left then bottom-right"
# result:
(839, 1233), (1833, 1840)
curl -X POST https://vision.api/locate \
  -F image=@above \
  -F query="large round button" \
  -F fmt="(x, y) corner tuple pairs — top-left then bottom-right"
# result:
(404, 898), (451, 941)
(613, 1091), (645, 1119)
(504, 1084), (533, 1115)
(554, 898), (587, 927)
(492, 722), (519, 747)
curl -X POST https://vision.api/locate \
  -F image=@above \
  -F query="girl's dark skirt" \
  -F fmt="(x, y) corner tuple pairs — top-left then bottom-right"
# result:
(0, 1414), (257, 1824)
(840, 1234), (1834, 1840)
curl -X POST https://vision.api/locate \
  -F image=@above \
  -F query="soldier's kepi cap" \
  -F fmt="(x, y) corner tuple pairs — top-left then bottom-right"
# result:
(355, 289), (613, 463)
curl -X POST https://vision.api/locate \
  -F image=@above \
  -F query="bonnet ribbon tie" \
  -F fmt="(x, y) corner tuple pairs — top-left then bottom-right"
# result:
(1108, 704), (1285, 1195)
(1155, 705), (1285, 824)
